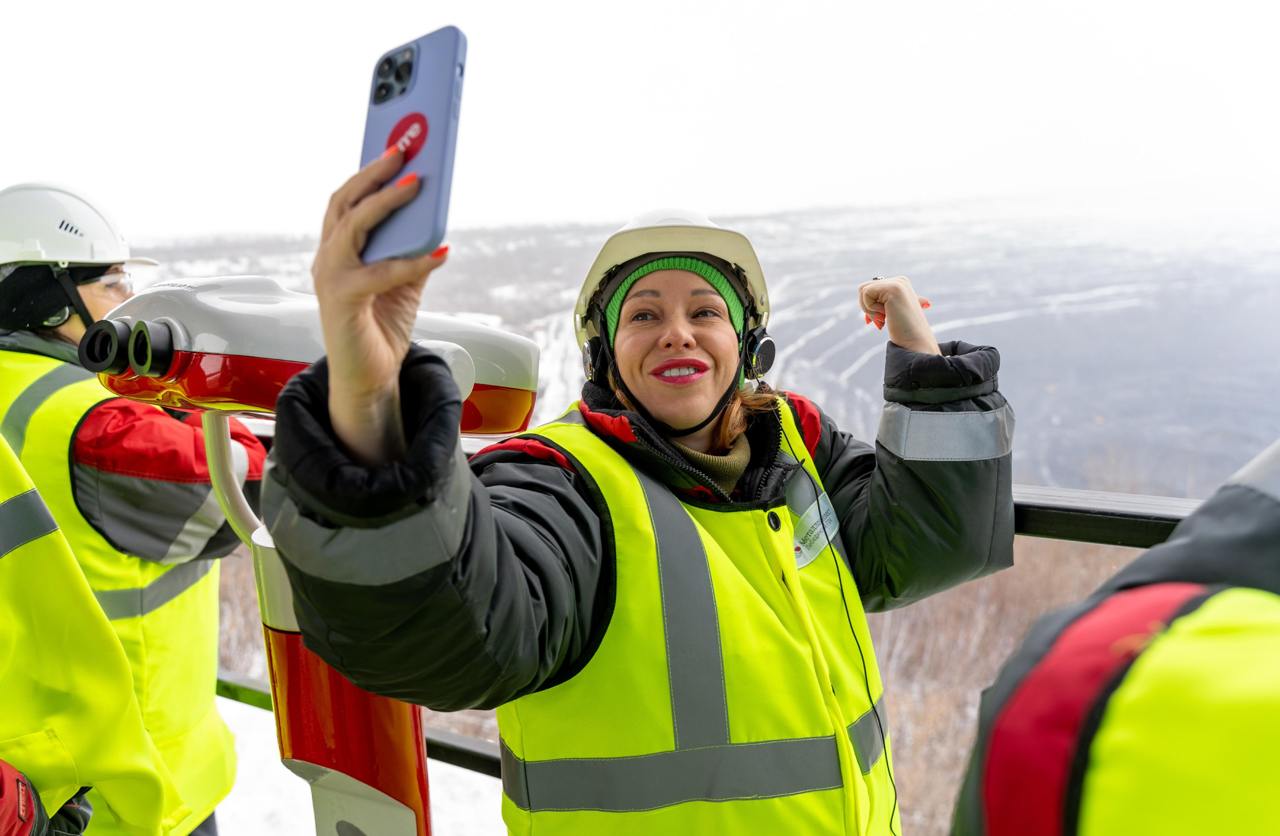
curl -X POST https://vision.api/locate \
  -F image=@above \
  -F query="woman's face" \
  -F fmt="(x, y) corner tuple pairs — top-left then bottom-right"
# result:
(613, 269), (740, 431)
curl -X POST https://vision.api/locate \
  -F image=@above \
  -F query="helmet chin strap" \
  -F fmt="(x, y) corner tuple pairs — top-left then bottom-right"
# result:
(50, 265), (96, 331)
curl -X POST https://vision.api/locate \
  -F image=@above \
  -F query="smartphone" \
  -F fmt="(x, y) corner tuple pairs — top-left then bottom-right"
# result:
(359, 26), (466, 263)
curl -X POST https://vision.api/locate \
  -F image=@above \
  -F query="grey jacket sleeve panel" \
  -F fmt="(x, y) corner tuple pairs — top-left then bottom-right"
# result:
(262, 348), (610, 711)
(815, 341), (1015, 612)
(69, 402), (267, 564)
(270, 458), (608, 711)
(263, 449), (471, 586)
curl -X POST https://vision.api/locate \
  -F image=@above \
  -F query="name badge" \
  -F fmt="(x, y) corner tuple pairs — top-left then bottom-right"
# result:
(793, 492), (839, 569)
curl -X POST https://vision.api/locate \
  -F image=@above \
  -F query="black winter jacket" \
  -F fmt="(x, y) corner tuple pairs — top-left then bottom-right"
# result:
(262, 340), (1015, 711)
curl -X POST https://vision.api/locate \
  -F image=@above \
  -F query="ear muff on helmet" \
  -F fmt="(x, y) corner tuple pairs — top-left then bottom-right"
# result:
(743, 325), (775, 380)
(0, 263), (99, 332)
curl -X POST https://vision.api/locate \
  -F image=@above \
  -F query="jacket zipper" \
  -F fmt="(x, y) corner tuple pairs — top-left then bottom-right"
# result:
(628, 407), (787, 505)
(641, 430), (734, 503)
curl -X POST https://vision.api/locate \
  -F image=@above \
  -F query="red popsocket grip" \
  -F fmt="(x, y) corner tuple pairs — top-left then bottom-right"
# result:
(386, 113), (429, 164)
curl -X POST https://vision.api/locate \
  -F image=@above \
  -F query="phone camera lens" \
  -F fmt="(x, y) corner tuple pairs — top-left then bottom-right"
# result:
(395, 61), (413, 83)
(374, 82), (393, 103)
(377, 57), (395, 79)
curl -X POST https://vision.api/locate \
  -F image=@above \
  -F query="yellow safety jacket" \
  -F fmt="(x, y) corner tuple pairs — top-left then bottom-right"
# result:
(0, 350), (234, 835)
(0, 435), (189, 833)
(498, 399), (900, 835)
(1077, 586), (1280, 834)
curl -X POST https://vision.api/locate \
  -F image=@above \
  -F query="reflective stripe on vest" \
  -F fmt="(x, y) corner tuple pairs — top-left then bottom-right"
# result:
(1, 363), (94, 456)
(503, 696), (889, 812)
(0, 488), (58, 559)
(640, 468), (730, 749)
(94, 558), (217, 619)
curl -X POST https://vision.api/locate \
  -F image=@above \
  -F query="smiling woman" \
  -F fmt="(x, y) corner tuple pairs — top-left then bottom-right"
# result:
(261, 153), (1018, 836)
(609, 269), (750, 449)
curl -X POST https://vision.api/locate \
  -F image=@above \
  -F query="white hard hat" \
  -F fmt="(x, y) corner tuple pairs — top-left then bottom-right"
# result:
(573, 209), (770, 349)
(0, 182), (157, 268)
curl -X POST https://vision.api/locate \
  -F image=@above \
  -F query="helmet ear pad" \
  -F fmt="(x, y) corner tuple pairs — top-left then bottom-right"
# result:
(743, 326), (775, 380)
(581, 335), (609, 385)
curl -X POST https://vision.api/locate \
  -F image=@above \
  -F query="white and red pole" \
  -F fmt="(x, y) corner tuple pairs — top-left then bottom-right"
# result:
(206, 411), (432, 836)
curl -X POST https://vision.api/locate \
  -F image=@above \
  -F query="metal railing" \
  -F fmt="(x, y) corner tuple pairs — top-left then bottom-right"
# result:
(216, 484), (1202, 780)
(1011, 485), (1198, 548)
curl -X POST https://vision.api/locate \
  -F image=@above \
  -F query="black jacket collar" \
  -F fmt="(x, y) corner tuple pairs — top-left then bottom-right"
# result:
(0, 330), (81, 365)
(575, 381), (797, 505)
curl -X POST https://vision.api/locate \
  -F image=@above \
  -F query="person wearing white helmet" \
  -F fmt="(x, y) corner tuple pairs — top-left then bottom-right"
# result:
(0, 182), (158, 338)
(262, 154), (1015, 835)
(0, 183), (267, 836)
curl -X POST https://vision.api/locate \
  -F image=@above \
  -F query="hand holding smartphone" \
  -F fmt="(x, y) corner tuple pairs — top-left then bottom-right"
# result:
(359, 26), (466, 263)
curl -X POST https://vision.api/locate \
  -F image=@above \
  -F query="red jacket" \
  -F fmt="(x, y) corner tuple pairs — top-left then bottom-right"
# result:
(72, 398), (265, 560)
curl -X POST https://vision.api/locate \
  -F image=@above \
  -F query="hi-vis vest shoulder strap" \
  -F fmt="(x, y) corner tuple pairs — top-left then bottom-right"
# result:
(0, 435), (189, 833)
(0, 349), (234, 834)
(496, 400), (899, 836)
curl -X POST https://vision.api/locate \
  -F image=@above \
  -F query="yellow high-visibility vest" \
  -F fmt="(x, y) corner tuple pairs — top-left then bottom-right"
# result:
(0, 350), (233, 835)
(1078, 586), (1280, 835)
(498, 398), (899, 835)
(0, 434), (189, 833)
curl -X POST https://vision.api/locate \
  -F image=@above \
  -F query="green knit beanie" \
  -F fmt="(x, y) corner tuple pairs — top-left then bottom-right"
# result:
(602, 256), (745, 346)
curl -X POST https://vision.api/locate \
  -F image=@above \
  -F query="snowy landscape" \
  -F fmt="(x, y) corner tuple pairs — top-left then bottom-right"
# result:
(179, 200), (1280, 834)
(144, 199), (1280, 499)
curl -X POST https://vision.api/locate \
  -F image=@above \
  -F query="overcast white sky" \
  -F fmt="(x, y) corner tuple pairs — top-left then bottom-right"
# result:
(4, 0), (1278, 242)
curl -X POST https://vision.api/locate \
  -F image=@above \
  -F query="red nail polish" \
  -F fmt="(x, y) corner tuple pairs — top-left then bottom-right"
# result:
(395, 172), (418, 188)
(920, 300), (932, 309)
(381, 146), (400, 160)
(430, 244), (449, 259)
(864, 314), (872, 324)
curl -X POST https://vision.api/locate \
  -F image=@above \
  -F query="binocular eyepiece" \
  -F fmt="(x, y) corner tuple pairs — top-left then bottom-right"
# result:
(80, 319), (177, 379)
(79, 320), (131, 374)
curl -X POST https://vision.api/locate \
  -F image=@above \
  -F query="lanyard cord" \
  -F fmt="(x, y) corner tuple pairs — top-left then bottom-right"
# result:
(779, 426), (901, 836)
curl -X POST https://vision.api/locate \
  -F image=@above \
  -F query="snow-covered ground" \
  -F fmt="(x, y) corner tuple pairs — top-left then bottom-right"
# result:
(143, 201), (1280, 498)
(216, 697), (507, 835)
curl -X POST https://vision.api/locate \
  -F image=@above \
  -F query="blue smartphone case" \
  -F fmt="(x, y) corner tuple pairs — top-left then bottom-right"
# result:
(360, 26), (466, 263)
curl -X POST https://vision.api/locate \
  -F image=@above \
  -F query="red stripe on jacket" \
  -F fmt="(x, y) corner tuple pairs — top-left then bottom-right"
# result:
(73, 399), (266, 483)
(472, 438), (572, 471)
(982, 582), (1208, 836)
